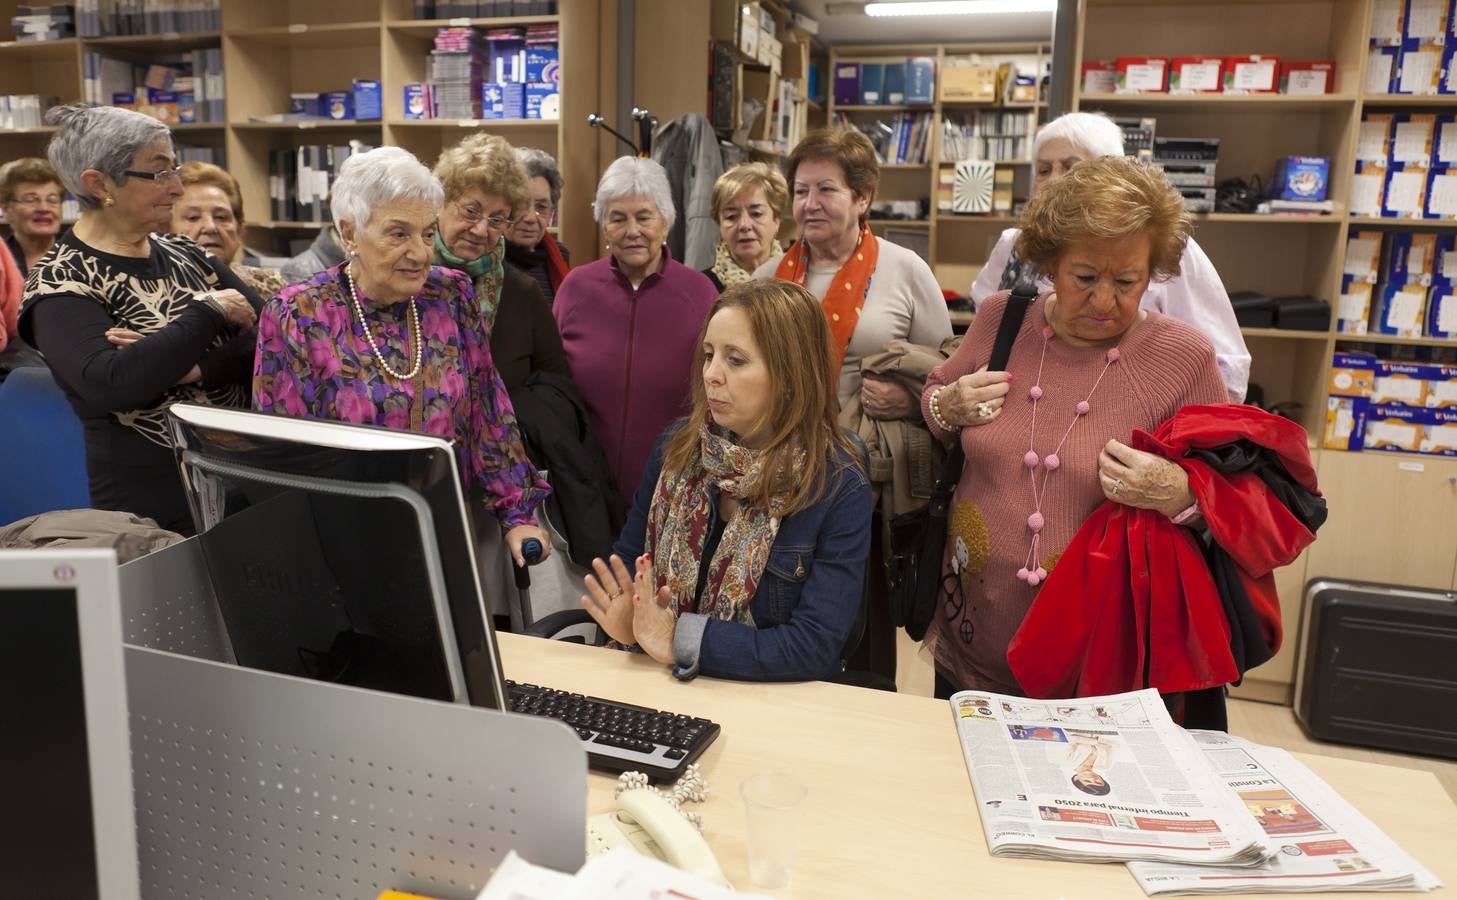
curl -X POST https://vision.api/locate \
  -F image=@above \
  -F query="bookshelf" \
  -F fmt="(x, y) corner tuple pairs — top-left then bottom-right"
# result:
(0, 0), (605, 261)
(827, 41), (1052, 296)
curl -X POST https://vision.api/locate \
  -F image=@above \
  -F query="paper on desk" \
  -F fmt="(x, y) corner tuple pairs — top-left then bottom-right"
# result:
(1127, 732), (1441, 895)
(476, 849), (770, 900)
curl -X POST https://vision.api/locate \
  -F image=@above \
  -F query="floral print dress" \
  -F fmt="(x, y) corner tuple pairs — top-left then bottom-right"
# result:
(251, 263), (549, 530)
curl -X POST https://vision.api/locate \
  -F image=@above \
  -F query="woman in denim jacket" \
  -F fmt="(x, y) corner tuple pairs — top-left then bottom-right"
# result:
(579, 279), (873, 681)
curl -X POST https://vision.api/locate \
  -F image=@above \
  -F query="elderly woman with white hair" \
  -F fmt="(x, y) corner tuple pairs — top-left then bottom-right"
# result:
(18, 104), (260, 534)
(970, 111), (1250, 402)
(251, 145), (552, 566)
(553, 155), (717, 503)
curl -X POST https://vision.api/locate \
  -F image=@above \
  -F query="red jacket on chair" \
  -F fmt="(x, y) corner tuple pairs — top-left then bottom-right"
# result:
(1007, 405), (1319, 700)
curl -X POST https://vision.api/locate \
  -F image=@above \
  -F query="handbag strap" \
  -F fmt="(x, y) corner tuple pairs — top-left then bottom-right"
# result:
(935, 286), (1037, 489)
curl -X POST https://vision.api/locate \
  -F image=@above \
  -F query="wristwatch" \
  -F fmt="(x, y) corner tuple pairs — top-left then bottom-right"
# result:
(193, 290), (227, 319)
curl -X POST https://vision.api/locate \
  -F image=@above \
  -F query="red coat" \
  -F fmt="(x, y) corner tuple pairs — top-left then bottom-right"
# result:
(1007, 405), (1318, 699)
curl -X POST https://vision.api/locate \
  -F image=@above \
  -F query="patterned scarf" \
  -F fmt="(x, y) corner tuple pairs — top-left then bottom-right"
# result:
(434, 231), (506, 330)
(711, 238), (783, 288)
(774, 223), (878, 374)
(997, 241), (1044, 294)
(645, 425), (805, 625)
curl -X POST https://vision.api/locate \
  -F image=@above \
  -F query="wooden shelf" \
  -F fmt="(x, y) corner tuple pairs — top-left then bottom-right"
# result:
(0, 37), (77, 59)
(227, 23), (380, 47)
(83, 31), (220, 51)
(230, 120), (384, 131)
(0, 126), (58, 135)
(1361, 94), (1457, 106)
(1196, 212), (1344, 224)
(936, 214), (1020, 224)
(880, 162), (930, 169)
(869, 219), (930, 228)
(385, 118), (558, 129)
(388, 16), (559, 34)
(1240, 328), (1332, 341)
(1079, 92), (1356, 112)
(251, 220), (331, 229)
(835, 104), (935, 112)
(1348, 216), (1457, 229)
(1334, 333), (1457, 348)
(171, 123), (225, 132)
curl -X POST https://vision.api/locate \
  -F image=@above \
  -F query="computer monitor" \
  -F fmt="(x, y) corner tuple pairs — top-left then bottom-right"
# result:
(166, 403), (508, 711)
(0, 549), (141, 900)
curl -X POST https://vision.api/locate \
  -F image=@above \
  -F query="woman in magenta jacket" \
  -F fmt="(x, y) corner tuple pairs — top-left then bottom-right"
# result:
(553, 157), (718, 503)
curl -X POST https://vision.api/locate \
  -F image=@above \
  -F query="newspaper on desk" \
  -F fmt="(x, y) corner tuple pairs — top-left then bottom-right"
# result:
(1127, 731), (1441, 895)
(949, 687), (1272, 866)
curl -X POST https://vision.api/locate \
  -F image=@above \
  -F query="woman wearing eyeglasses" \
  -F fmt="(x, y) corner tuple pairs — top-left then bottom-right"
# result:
(432, 133), (568, 391)
(505, 147), (570, 305)
(17, 104), (260, 533)
(0, 156), (65, 276)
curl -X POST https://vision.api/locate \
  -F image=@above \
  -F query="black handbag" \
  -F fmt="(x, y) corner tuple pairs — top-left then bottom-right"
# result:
(887, 287), (1035, 640)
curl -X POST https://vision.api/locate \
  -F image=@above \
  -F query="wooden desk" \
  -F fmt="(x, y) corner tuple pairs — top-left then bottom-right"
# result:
(498, 634), (1454, 899)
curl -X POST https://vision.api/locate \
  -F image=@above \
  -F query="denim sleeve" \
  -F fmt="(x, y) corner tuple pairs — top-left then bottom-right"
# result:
(692, 467), (873, 682)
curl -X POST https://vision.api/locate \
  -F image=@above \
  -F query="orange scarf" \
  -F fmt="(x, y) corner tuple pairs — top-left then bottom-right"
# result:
(774, 223), (878, 374)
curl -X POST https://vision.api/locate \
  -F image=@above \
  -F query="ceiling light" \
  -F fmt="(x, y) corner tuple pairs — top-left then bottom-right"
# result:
(865, 0), (1058, 16)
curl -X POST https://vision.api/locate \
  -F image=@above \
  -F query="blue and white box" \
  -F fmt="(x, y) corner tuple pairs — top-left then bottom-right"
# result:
(1351, 161), (1388, 216)
(482, 82), (525, 119)
(1367, 45), (1401, 94)
(178, 92), (196, 123)
(906, 56), (935, 104)
(352, 79), (381, 120)
(403, 83), (430, 119)
(525, 82), (559, 120)
(322, 91), (353, 120)
(1425, 166), (1457, 218)
(1272, 155), (1329, 200)
(289, 92), (322, 116)
(1428, 282), (1457, 338)
(1376, 282), (1429, 336)
(1382, 164), (1428, 217)
(525, 41), (559, 83)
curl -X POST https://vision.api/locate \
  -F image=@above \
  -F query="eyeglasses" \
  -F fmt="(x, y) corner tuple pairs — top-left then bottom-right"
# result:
(454, 202), (514, 231)
(528, 199), (555, 221)
(122, 165), (184, 184)
(13, 193), (62, 207)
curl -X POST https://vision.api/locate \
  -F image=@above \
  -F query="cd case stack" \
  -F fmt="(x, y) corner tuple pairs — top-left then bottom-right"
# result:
(429, 27), (486, 120)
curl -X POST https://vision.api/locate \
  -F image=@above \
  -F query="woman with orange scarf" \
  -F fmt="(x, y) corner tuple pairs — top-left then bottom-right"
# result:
(754, 128), (952, 418)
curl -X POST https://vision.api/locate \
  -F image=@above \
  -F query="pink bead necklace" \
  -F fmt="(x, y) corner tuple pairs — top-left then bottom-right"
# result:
(1017, 323), (1123, 586)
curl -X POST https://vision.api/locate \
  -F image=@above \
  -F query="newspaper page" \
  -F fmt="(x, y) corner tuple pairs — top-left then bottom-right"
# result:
(1127, 732), (1442, 895)
(949, 688), (1272, 866)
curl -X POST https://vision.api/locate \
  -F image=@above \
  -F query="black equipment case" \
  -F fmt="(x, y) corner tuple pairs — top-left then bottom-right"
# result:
(1295, 579), (1457, 760)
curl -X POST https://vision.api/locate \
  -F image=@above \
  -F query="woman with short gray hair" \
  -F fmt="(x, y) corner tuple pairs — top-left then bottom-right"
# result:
(252, 145), (552, 566)
(18, 104), (260, 534)
(506, 146), (571, 303)
(552, 156), (717, 503)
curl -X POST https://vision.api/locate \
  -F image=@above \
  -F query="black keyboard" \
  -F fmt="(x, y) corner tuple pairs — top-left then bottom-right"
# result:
(505, 680), (721, 782)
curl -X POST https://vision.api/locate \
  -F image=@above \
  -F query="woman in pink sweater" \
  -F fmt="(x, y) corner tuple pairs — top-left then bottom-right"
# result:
(921, 156), (1226, 697)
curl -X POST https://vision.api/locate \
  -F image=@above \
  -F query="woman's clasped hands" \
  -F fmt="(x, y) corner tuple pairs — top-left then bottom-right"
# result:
(581, 553), (679, 665)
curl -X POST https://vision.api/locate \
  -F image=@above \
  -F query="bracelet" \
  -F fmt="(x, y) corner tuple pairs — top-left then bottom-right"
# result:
(1169, 501), (1201, 525)
(928, 386), (960, 433)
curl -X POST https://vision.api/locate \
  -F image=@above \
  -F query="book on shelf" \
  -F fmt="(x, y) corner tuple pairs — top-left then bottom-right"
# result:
(75, 0), (221, 37)
(834, 110), (931, 165)
(83, 47), (223, 122)
(941, 109), (1035, 163)
(268, 141), (374, 224)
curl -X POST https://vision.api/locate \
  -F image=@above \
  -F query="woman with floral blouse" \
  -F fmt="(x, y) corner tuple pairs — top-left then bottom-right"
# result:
(251, 146), (552, 565)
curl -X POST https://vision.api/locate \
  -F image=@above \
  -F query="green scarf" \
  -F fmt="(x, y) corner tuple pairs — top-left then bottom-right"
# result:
(434, 231), (506, 330)
(711, 238), (783, 289)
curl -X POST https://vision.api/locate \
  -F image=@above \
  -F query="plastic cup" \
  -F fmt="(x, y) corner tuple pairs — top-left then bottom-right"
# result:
(740, 772), (808, 889)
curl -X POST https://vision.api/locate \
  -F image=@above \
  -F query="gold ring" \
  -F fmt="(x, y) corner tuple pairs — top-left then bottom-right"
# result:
(1111, 479), (1123, 496)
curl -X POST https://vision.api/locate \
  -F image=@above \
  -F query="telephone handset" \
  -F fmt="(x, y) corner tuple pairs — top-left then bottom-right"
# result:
(586, 788), (730, 888)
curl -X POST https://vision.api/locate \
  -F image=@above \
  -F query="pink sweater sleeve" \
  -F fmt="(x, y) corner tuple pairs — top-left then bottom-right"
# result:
(920, 290), (1007, 441)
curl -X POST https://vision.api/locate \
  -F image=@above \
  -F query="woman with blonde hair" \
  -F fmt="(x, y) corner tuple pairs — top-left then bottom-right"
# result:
(704, 162), (786, 292)
(433, 133), (567, 389)
(578, 278), (873, 682)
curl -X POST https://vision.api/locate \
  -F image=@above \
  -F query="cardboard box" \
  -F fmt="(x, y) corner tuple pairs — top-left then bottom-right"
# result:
(1382, 165), (1428, 217)
(883, 62), (906, 104)
(1376, 282), (1429, 336)
(481, 82), (525, 119)
(525, 41), (559, 82)
(1373, 360), (1445, 405)
(739, 5), (759, 57)
(1224, 54), (1279, 92)
(1384, 232), (1437, 285)
(1338, 277), (1375, 334)
(322, 91), (352, 120)
(1344, 230), (1384, 283)
(1324, 396), (1369, 451)
(1427, 366), (1457, 406)
(941, 65), (997, 102)
(1436, 115), (1457, 164)
(525, 82), (558, 119)
(833, 62), (860, 106)
(1328, 352), (1379, 397)
(905, 57), (935, 104)
(1428, 283), (1457, 338)
(1169, 56), (1223, 93)
(1391, 113), (1437, 167)
(1358, 112), (1394, 164)
(1372, 0), (1406, 45)
(1396, 41), (1444, 94)
(1434, 233), (1457, 281)
(1350, 161), (1388, 216)
(1406, 0), (1450, 41)
(1367, 45), (1401, 94)
(403, 83), (430, 119)
(1364, 403), (1427, 452)
(1115, 56), (1167, 93)
(352, 79), (381, 121)
(1272, 155), (1329, 201)
(859, 62), (884, 104)
(1424, 167), (1457, 218)
(289, 92), (322, 117)
(177, 92), (196, 124)
(1280, 60), (1335, 94)
(1420, 410), (1457, 454)
(1080, 60), (1115, 94)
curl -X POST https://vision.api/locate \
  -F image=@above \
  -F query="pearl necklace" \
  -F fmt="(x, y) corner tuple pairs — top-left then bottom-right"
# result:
(1017, 323), (1123, 587)
(345, 264), (423, 382)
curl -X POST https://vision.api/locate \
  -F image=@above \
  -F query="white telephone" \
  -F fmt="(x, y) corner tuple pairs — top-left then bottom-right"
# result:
(586, 788), (730, 888)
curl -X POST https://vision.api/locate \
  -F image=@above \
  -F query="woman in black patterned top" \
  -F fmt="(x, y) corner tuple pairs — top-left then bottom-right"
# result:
(19, 105), (260, 533)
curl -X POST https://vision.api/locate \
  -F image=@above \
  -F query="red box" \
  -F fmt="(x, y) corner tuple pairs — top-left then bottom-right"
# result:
(1169, 56), (1225, 93)
(1115, 56), (1168, 93)
(1224, 54), (1280, 93)
(1280, 60), (1336, 95)
(1081, 59), (1116, 94)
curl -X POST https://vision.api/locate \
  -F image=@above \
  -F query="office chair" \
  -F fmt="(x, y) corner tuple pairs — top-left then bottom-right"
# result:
(0, 367), (90, 526)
